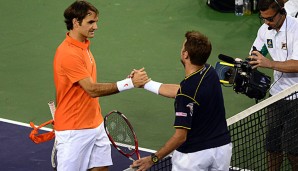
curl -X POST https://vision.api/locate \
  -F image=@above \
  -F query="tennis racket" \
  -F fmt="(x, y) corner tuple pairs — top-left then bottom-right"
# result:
(48, 100), (57, 170)
(104, 110), (140, 161)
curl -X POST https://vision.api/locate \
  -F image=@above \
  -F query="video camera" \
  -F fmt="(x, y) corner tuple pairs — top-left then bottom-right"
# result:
(215, 53), (271, 100)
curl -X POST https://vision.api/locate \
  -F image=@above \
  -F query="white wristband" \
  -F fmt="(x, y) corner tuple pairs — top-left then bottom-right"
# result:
(117, 78), (134, 92)
(144, 80), (162, 95)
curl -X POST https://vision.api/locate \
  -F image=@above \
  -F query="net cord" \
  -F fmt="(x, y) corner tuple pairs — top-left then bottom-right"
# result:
(227, 83), (298, 126)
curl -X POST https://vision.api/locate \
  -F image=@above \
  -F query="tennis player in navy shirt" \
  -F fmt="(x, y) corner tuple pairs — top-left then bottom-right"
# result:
(131, 31), (232, 171)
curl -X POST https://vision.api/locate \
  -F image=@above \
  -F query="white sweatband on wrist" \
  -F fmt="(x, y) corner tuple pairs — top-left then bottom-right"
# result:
(144, 80), (162, 95)
(116, 78), (134, 92)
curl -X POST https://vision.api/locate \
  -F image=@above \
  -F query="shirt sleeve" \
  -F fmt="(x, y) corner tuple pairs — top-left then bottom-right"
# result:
(285, 1), (298, 17)
(289, 27), (298, 60)
(174, 94), (195, 130)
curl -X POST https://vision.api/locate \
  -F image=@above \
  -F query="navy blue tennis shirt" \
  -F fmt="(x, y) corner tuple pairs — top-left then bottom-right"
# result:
(174, 64), (231, 153)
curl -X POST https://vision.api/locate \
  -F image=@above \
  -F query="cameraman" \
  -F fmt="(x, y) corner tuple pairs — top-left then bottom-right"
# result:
(248, 0), (298, 170)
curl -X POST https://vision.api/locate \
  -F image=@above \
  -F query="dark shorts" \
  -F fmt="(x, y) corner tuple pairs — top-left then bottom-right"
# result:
(265, 97), (298, 154)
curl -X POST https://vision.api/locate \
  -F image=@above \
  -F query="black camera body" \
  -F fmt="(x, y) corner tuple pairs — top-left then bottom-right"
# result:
(215, 55), (271, 100)
(233, 59), (271, 100)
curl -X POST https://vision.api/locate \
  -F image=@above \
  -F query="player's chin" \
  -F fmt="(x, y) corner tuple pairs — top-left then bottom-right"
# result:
(88, 32), (95, 38)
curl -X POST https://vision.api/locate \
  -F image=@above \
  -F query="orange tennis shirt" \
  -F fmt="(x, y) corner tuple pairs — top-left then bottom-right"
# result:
(53, 33), (102, 131)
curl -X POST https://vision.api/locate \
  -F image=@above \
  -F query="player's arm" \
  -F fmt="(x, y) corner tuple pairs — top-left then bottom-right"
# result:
(79, 68), (149, 98)
(159, 84), (180, 98)
(131, 128), (187, 171)
(78, 78), (119, 97)
(144, 80), (179, 98)
(154, 128), (187, 160)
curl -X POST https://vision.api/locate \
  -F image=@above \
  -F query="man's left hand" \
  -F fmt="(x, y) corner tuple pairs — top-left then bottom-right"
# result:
(130, 156), (153, 171)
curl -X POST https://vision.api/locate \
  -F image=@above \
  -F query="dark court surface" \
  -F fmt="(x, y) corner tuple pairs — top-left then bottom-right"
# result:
(0, 120), (152, 171)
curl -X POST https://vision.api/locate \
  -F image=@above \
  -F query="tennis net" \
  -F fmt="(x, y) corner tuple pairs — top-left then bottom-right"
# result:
(129, 83), (298, 171)
(148, 156), (172, 171)
(123, 156), (172, 171)
(227, 83), (298, 170)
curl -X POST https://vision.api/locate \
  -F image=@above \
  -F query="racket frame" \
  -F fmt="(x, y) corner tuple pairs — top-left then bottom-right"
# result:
(104, 110), (140, 161)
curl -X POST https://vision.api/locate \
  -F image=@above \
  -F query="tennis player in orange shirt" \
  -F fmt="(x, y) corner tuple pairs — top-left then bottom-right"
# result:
(53, 1), (149, 171)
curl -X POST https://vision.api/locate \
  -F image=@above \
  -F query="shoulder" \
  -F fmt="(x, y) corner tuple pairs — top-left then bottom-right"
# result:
(287, 15), (298, 27)
(56, 41), (81, 58)
(257, 24), (269, 35)
(204, 64), (219, 80)
(57, 39), (76, 52)
(285, 16), (298, 36)
(55, 45), (83, 68)
(285, 1), (298, 17)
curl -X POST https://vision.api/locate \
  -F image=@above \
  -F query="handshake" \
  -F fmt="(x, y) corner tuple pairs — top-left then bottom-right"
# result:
(116, 68), (162, 95)
(128, 68), (151, 88)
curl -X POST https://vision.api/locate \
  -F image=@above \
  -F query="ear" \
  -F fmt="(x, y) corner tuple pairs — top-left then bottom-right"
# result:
(182, 50), (189, 59)
(72, 18), (79, 28)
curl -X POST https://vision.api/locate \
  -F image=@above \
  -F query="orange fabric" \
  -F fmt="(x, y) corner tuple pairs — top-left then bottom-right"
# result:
(29, 120), (55, 144)
(53, 33), (102, 131)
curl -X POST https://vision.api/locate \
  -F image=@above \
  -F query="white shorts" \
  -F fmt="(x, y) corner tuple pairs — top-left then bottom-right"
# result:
(172, 143), (232, 171)
(55, 123), (112, 171)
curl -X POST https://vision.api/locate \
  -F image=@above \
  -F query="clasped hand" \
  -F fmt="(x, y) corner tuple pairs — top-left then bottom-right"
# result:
(128, 67), (150, 88)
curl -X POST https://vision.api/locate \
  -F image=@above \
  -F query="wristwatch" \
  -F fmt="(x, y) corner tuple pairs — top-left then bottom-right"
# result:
(151, 153), (159, 164)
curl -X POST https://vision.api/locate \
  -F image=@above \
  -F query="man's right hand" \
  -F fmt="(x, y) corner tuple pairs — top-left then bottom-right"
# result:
(131, 68), (150, 88)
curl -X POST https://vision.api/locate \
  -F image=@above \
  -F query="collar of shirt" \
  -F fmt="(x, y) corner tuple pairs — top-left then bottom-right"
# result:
(65, 32), (90, 50)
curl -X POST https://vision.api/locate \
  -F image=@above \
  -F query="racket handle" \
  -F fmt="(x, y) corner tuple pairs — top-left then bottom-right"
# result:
(48, 100), (56, 119)
(48, 100), (57, 169)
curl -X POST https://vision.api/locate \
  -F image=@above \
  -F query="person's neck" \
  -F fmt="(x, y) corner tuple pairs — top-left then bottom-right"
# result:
(69, 31), (86, 43)
(185, 64), (204, 77)
(275, 15), (286, 32)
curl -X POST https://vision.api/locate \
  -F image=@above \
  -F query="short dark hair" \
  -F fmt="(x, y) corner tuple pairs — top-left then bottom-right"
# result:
(64, 0), (99, 30)
(258, 0), (284, 12)
(184, 31), (212, 66)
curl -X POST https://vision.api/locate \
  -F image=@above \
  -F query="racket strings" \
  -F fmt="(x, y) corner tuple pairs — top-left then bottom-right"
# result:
(106, 113), (136, 154)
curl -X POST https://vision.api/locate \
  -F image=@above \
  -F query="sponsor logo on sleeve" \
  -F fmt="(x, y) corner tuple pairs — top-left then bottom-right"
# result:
(186, 103), (194, 116)
(176, 112), (187, 117)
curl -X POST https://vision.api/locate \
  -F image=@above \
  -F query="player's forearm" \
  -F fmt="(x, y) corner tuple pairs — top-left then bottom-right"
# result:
(155, 129), (187, 160)
(79, 77), (134, 97)
(144, 80), (179, 98)
(159, 84), (180, 98)
(82, 82), (118, 97)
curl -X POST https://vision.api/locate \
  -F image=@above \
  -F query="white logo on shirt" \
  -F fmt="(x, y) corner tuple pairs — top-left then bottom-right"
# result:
(186, 103), (194, 116)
